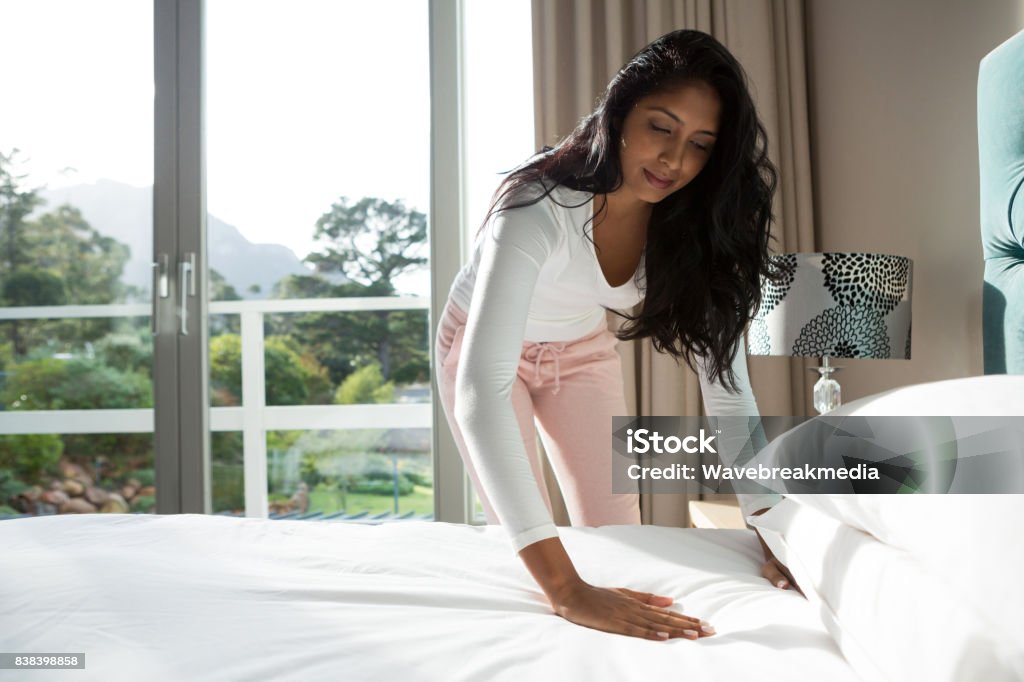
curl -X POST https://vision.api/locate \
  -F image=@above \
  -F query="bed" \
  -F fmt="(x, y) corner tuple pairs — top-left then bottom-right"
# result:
(0, 514), (860, 682)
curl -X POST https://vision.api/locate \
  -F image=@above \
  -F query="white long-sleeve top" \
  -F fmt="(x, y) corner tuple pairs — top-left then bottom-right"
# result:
(448, 182), (780, 553)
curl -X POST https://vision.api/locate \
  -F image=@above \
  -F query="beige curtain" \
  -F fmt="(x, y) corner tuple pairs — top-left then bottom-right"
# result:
(530, 0), (817, 528)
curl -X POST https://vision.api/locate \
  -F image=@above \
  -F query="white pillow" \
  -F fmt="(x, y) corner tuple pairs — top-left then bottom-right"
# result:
(751, 499), (1024, 682)
(771, 375), (1024, 644)
(831, 374), (1024, 416)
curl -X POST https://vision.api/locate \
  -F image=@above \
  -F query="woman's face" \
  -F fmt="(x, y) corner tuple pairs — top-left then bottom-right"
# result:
(616, 81), (721, 205)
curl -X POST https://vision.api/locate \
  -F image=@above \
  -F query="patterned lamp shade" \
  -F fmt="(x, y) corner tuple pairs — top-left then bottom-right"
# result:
(748, 253), (913, 360)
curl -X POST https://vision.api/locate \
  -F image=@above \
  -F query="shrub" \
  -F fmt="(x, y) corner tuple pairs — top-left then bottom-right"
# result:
(94, 331), (152, 375)
(390, 355), (430, 384)
(401, 470), (432, 487)
(349, 475), (413, 496)
(131, 495), (155, 513)
(334, 362), (394, 405)
(0, 435), (63, 482)
(209, 334), (334, 406)
(0, 357), (152, 410)
(0, 468), (31, 505)
(132, 468), (156, 487)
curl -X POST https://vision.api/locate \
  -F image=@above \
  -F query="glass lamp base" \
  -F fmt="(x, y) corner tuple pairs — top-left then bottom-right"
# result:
(813, 376), (842, 414)
(812, 357), (842, 414)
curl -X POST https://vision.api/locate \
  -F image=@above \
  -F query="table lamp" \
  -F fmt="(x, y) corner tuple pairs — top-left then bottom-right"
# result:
(747, 252), (913, 413)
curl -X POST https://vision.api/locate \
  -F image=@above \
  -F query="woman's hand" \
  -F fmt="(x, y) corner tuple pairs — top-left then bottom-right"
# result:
(549, 582), (715, 642)
(519, 536), (712, 641)
(750, 507), (802, 595)
(759, 553), (798, 592)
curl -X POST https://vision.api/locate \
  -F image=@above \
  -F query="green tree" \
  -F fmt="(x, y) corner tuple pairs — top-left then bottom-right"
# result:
(306, 196), (427, 288)
(209, 268), (242, 335)
(296, 197), (428, 380)
(1, 268), (69, 354)
(1, 268), (66, 306)
(0, 150), (43, 273)
(209, 335), (243, 406)
(0, 153), (135, 357)
(0, 434), (63, 483)
(0, 150), (46, 356)
(28, 204), (130, 305)
(23, 205), (132, 351)
(334, 361), (394, 405)
(209, 268), (242, 301)
(267, 335), (333, 404)
(93, 326), (152, 376)
(1, 357), (152, 411)
(208, 333), (332, 406)
(270, 278), (429, 387)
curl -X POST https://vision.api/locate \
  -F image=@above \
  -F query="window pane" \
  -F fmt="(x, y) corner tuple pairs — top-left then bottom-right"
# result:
(206, 0), (430, 300)
(259, 310), (430, 406)
(206, 0), (432, 518)
(212, 431), (244, 514)
(266, 429), (433, 520)
(209, 314), (242, 407)
(0, 1), (154, 518)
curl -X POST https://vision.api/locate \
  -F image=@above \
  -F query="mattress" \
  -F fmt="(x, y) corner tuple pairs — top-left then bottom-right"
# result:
(0, 514), (862, 681)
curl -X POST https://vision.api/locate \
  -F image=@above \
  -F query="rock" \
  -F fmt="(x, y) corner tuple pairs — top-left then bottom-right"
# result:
(289, 482), (309, 514)
(99, 494), (129, 513)
(127, 478), (141, 489)
(121, 485), (139, 501)
(62, 480), (85, 497)
(41, 490), (70, 507)
(20, 485), (43, 501)
(268, 500), (293, 514)
(60, 461), (87, 480)
(59, 498), (97, 514)
(48, 479), (63, 491)
(84, 487), (111, 506)
(136, 485), (155, 498)
(15, 486), (43, 514)
(58, 461), (94, 487)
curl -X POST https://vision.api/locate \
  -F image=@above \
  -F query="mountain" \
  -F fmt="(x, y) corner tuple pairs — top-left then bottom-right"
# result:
(34, 180), (331, 300)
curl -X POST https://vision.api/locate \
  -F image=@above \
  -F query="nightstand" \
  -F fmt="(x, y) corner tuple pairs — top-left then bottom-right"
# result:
(688, 497), (746, 529)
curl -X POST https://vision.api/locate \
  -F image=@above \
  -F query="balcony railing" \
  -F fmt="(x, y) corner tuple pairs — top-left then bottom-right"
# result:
(0, 296), (432, 519)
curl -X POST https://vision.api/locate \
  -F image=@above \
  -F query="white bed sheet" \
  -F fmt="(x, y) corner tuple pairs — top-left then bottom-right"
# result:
(0, 514), (862, 682)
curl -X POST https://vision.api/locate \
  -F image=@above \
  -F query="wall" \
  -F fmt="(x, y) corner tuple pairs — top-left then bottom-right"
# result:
(798, 0), (1022, 407)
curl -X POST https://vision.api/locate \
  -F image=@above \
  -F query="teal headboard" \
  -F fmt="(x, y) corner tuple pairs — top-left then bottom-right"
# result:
(978, 28), (1024, 374)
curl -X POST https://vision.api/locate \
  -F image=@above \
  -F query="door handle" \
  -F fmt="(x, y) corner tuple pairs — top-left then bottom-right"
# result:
(179, 252), (197, 335)
(151, 253), (170, 335)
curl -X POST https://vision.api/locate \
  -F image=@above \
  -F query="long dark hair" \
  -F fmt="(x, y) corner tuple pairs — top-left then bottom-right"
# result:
(477, 29), (789, 393)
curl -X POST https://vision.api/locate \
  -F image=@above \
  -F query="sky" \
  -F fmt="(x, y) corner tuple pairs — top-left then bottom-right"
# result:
(0, 0), (534, 297)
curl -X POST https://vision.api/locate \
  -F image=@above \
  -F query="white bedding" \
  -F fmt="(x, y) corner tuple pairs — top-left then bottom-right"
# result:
(0, 514), (862, 682)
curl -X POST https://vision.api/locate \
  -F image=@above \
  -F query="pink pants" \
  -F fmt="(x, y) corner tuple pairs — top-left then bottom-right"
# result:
(434, 298), (641, 528)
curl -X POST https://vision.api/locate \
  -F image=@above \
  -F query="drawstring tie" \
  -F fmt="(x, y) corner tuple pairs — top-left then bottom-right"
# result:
(523, 341), (568, 395)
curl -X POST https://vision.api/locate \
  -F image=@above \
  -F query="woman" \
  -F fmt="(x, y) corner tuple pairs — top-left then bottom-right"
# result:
(435, 29), (793, 642)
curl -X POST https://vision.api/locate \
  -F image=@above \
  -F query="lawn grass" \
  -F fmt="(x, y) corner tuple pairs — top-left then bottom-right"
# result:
(308, 485), (434, 516)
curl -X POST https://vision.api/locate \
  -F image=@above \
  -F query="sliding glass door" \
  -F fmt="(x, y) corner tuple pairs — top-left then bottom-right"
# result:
(204, 0), (435, 520)
(0, 1), (157, 518)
